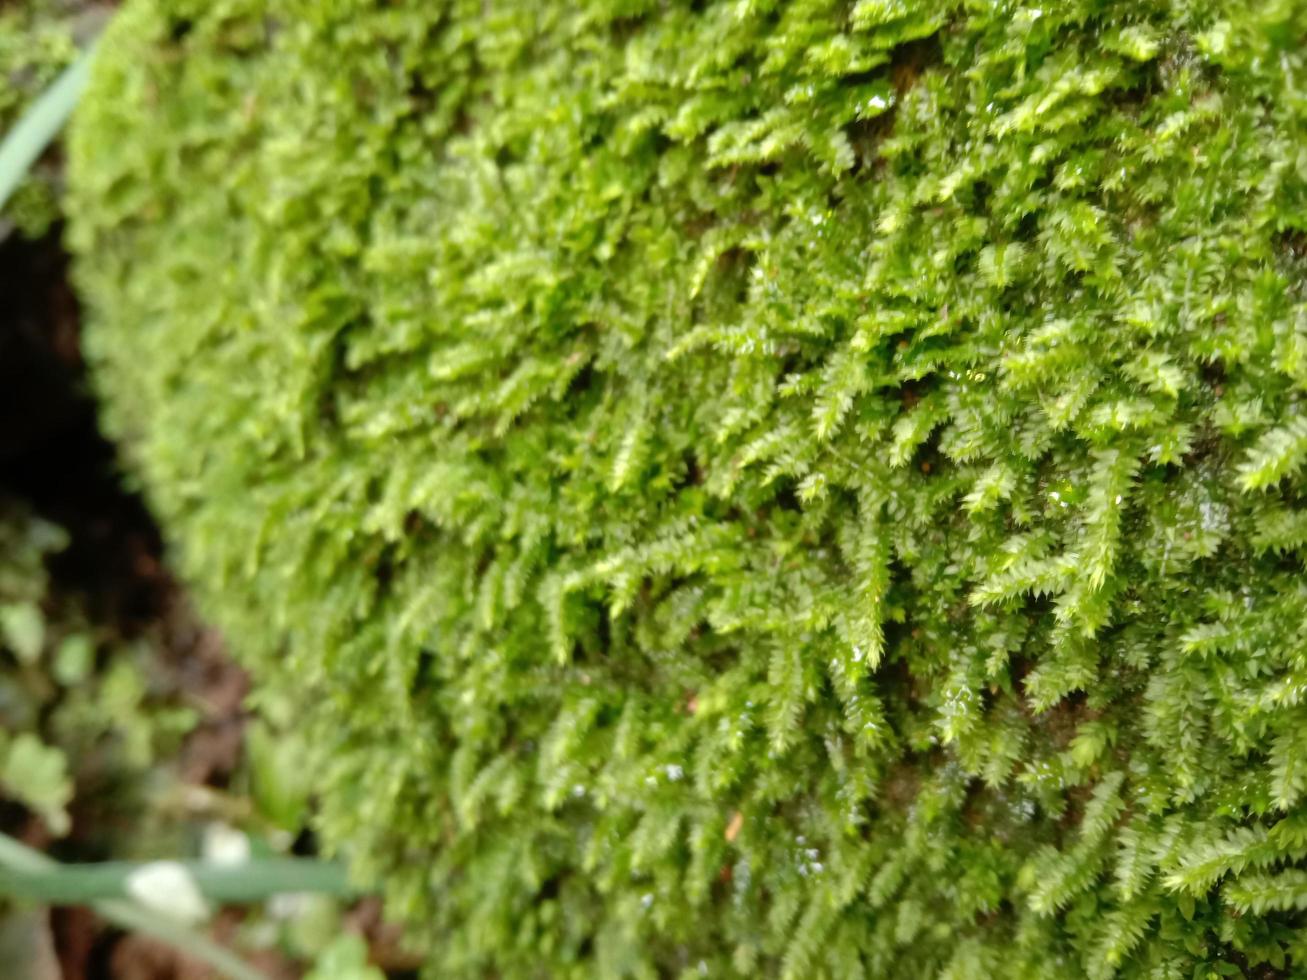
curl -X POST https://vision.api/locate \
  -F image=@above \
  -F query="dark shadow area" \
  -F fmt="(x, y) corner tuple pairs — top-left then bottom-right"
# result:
(0, 227), (165, 631)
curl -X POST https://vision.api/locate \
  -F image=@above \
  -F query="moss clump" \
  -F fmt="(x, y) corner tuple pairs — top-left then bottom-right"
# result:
(69, 0), (1307, 976)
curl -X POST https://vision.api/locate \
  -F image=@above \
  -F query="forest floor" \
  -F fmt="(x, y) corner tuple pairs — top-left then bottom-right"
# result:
(0, 227), (412, 978)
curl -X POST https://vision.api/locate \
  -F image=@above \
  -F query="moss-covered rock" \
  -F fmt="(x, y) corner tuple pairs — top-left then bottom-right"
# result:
(69, 0), (1307, 975)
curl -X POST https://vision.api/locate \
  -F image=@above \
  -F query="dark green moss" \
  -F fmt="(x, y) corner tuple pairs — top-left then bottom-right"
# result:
(69, 0), (1307, 976)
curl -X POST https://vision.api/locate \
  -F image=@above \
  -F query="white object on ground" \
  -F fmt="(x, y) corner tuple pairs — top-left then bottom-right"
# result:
(124, 861), (210, 924)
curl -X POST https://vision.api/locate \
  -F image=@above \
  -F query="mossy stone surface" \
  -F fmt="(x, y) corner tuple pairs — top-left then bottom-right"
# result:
(70, 1), (1307, 975)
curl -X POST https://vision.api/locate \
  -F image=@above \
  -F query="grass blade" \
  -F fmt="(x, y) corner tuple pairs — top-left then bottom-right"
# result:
(0, 855), (354, 905)
(0, 834), (269, 980)
(0, 46), (96, 213)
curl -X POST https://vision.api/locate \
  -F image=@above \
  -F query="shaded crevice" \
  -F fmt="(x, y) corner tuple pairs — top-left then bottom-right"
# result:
(0, 227), (164, 630)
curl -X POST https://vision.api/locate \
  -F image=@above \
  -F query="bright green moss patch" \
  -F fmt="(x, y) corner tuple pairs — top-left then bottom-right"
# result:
(69, 0), (1307, 976)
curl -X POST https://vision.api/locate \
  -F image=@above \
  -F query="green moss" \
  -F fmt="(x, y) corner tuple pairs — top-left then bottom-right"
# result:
(68, 0), (1307, 975)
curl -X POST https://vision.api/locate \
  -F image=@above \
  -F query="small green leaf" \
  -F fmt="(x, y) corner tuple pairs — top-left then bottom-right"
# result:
(306, 934), (384, 980)
(1, 604), (44, 663)
(1177, 893), (1196, 922)
(0, 735), (71, 836)
(53, 634), (93, 685)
